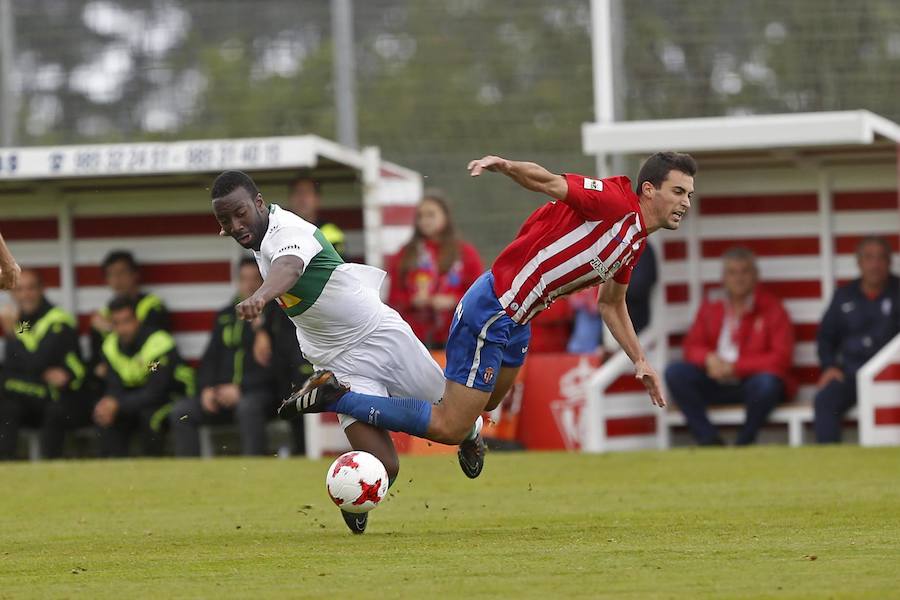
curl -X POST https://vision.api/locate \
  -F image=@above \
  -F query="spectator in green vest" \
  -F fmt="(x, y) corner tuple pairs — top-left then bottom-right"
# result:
(0, 269), (90, 459)
(88, 250), (171, 382)
(170, 258), (278, 456)
(287, 174), (346, 258)
(94, 295), (192, 457)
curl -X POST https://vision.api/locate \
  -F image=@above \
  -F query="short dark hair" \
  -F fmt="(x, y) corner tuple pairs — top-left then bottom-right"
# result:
(288, 171), (322, 194)
(635, 152), (697, 195)
(238, 256), (258, 270)
(107, 294), (137, 315)
(102, 250), (138, 273)
(856, 236), (892, 258)
(211, 170), (260, 200)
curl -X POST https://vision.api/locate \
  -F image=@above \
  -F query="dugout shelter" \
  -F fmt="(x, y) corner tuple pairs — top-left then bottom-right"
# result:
(579, 110), (900, 451)
(0, 135), (422, 457)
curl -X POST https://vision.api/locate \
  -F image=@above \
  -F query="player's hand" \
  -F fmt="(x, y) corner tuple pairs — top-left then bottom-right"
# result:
(201, 387), (219, 413)
(635, 359), (666, 408)
(467, 155), (509, 177)
(236, 293), (266, 321)
(0, 261), (21, 290)
(93, 396), (119, 427)
(817, 366), (845, 389)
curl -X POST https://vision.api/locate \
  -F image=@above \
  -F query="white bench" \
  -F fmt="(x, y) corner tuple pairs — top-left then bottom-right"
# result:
(660, 403), (858, 448)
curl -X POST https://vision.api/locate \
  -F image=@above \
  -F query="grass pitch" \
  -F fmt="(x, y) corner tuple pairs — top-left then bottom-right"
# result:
(1, 447), (899, 599)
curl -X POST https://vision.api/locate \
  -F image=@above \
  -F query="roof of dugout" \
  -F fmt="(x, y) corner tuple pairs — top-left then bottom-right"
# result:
(582, 110), (900, 169)
(0, 134), (419, 189)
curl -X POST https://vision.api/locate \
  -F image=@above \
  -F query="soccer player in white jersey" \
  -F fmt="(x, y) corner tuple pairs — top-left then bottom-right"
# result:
(287, 152), (697, 474)
(209, 170), (482, 534)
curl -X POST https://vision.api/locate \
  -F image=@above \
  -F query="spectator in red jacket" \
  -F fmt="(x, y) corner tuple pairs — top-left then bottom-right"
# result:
(387, 190), (484, 349)
(665, 247), (795, 445)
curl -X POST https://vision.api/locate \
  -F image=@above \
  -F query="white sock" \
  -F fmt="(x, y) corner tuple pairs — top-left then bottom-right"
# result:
(465, 415), (484, 441)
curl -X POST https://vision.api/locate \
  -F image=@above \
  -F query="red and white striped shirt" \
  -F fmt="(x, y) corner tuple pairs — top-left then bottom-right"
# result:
(492, 173), (647, 324)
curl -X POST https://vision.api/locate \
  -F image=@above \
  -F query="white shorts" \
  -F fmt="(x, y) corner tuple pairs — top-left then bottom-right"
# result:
(315, 305), (446, 430)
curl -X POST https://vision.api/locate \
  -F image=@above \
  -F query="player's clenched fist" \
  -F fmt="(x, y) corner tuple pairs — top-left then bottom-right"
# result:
(467, 155), (510, 177)
(236, 293), (267, 320)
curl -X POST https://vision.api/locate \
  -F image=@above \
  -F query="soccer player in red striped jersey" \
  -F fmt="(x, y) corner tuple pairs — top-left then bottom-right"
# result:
(282, 152), (696, 478)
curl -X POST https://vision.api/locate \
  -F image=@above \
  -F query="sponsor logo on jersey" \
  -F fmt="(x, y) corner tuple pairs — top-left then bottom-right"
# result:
(589, 257), (611, 281)
(583, 178), (603, 191)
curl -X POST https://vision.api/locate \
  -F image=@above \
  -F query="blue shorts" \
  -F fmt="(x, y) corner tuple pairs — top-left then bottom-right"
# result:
(444, 271), (531, 392)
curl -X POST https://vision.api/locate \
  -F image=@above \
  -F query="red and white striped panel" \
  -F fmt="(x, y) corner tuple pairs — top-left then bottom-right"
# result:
(0, 205), (376, 365)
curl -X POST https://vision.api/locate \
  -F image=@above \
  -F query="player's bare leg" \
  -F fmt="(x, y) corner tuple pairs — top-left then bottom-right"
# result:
(455, 366), (519, 478)
(339, 421), (400, 534)
(484, 366), (520, 412)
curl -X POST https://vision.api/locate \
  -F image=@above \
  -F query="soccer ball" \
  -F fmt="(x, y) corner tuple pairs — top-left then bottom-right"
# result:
(325, 451), (389, 514)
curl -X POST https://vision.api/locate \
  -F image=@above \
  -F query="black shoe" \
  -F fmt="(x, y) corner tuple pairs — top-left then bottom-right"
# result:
(457, 433), (485, 479)
(277, 370), (349, 420)
(341, 509), (368, 534)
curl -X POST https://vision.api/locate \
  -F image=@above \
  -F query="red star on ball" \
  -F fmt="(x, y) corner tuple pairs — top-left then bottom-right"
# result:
(332, 452), (360, 477)
(352, 479), (383, 506)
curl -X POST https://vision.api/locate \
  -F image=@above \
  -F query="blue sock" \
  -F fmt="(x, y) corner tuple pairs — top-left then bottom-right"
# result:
(333, 392), (432, 437)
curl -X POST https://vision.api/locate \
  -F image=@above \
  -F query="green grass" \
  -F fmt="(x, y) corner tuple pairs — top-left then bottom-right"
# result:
(1, 447), (899, 599)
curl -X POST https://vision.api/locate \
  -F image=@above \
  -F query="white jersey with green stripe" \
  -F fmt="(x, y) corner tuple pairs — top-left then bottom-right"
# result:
(254, 204), (386, 366)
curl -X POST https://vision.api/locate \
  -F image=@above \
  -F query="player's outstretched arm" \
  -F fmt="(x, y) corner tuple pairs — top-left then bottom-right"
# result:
(597, 280), (667, 408)
(467, 155), (567, 200)
(236, 255), (304, 321)
(0, 232), (21, 290)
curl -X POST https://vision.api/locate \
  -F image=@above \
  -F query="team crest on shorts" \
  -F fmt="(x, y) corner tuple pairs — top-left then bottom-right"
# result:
(483, 367), (495, 384)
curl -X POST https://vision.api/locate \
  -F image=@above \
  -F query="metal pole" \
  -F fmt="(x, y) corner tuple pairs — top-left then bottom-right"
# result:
(590, 0), (614, 177)
(0, 0), (17, 147)
(331, 0), (358, 149)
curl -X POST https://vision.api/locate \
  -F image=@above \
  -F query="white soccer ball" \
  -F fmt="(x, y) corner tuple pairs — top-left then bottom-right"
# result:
(325, 451), (389, 514)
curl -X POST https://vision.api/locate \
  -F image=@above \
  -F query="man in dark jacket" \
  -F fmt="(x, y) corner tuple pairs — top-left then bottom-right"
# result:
(170, 258), (278, 456)
(0, 269), (90, 459)
(815, 236), (900, 443)
(94, 295), (193, 457)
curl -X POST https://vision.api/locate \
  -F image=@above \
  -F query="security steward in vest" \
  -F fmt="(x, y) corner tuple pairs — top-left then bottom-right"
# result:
(0, 269), (89, 459)
(94, 295), (193, 457)
(88, 250), (170, 383)
(170, 258), (278, 456)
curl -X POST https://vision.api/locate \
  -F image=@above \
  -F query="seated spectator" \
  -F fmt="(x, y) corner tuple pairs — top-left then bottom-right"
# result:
(815, 236), (900, 443)
(567, 243), (658, 354)
(88, 250), (171, 382)
(387, 190), (483, 349)
(286, 173), (345, 257)
(94, 296), (193, 457)
(665, 247), (795, 445)
(0, 270), (90, 459)
(170, 258), (278, 456)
